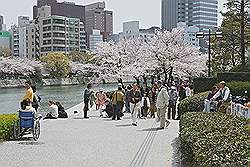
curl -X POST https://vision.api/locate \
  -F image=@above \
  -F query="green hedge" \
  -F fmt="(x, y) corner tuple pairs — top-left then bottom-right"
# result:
(193, 77), (217, 94)
(217, 72), (250, 82)
(180, 112), (249, 166)
(227, 81), (250, 100)
(0, 114), (17, 141)
(178, 91), (208, 116)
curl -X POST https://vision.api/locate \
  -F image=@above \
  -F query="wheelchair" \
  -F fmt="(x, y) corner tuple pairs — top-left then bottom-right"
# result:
(13, 111), (41, 141)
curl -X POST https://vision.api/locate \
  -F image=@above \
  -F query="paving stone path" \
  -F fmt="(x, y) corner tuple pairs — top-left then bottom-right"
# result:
(0, 103), (180, 167)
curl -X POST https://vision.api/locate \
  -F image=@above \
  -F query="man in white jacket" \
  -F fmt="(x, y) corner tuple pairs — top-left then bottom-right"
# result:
(156, 80), (170, 129)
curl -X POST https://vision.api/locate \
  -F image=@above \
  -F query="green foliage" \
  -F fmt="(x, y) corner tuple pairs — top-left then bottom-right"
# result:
(41, 52), (71, 78)
(0, 114), (17, 140)
(180, 112), (249, 166)
(227, 81), (250, 99)
(69, 51), (96, 64)
(230, 61), (250, 72)
(178, 92), (208, 115)
(217, 72), (250, 82)
(193, 77), (217, 94)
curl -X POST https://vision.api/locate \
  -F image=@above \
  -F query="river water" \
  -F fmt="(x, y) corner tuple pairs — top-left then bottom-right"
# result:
(0, 84), (118, 115)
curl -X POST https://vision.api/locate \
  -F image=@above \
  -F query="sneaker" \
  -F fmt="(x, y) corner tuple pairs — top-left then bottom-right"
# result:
(158, 127), (164, 130)
(132, 123), (137, 126)
(84, 117), (89, 119)
(156, 117), (160, 122)
(100, 114), (103, 117)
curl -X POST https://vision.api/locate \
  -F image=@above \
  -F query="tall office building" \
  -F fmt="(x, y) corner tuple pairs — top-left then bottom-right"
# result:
(0, 15), (3, 31)
(85, 2), (113, 42)
(161, 0), (178, 30)
(162, 0), (218, 31)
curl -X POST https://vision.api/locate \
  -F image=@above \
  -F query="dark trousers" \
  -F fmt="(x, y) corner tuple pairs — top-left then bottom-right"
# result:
(112, 104), (121, 120)
(168, 100), (176, 119)
(83, 100), (89, 118)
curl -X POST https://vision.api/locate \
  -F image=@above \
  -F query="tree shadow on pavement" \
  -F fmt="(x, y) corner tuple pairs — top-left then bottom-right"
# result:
(171, 137), (183, 167)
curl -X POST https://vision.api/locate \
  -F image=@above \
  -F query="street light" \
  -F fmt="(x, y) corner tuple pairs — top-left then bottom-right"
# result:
(196, 29), (223, 77)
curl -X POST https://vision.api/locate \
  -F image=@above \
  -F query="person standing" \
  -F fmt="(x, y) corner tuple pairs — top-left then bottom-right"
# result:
(21, 81), (34, 109)
(148, 83), (158, 118)
(111, 87), (125, 120)
(128, 83), (141, 126)
(156, 80), (170, 129)
(168, 86), (178, 119)
(83, 83), (94, 119)
(96, 88), (107, 117)
(140, 93), (150, 119)
(125, 85), (132, 113)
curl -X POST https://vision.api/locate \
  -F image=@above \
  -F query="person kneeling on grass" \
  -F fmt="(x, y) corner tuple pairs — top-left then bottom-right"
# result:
(44, 100), (58, 119)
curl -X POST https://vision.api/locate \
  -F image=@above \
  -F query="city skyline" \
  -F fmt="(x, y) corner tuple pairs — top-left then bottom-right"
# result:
(1, 0), (227, 33)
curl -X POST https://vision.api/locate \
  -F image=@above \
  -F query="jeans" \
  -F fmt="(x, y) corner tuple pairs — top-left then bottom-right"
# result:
(203, 99), (211, 112)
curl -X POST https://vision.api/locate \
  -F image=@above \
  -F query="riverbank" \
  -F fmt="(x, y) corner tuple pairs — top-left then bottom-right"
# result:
(0, 78), (134, 89)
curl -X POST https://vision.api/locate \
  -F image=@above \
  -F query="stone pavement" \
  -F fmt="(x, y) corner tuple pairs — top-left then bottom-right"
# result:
(0, 103), (180, 167)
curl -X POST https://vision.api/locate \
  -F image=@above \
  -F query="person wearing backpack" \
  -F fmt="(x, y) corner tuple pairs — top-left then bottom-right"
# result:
(111, 87), (125, 120)
(140, 93), (150, 119)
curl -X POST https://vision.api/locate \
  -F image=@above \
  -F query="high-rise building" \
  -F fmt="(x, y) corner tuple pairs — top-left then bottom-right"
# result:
(18, 16), (30, 28)
(38, 15), (86, 56)
(162, 0), (218, 31)
(33, 0), (85, 21)
(33, 0), (113, 48)
(161, 0), (178, 30)
(0, 15), (3, 31)
(121, 21), (140, 39)
(85, 2), (113, 42)
(0, 31), (11, 49)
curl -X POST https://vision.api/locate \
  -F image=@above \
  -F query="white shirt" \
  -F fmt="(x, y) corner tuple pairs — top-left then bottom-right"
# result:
(212, 86), (230, 102)
(185, 87), (191, 97)
(49, 104), (58, 118)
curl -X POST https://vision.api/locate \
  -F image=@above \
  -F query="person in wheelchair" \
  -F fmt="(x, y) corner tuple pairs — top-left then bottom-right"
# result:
(210, 81), (231, 113)
(20, 98), (36, 113)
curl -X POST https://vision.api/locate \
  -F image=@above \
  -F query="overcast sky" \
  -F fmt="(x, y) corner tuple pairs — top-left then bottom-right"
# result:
(0, 0), (227, 33)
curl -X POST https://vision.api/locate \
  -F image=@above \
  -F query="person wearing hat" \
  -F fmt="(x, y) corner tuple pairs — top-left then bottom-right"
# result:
(168, 86), (178, 119)
(83, 83), (94, 118)
(128, 83), (141, 126)
(156, 80), (170, 129)
(211, 81), (231, 113)
(96, 88), (107, 117)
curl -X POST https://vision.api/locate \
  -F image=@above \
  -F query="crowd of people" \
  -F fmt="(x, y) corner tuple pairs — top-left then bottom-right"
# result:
(82, 80), (194, 129)
(20, 78), (230, 130)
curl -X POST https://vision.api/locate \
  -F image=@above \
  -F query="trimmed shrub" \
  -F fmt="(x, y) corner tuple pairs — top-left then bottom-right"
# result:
(230, 62), (250, 72)
(193, 77), (217, 94)
(178, 91), (208, 115)
(180, 112), (248, 166)
(217, 72), (250, 82)
(227, 81), (250, 100)
(0, 114), (17, 141)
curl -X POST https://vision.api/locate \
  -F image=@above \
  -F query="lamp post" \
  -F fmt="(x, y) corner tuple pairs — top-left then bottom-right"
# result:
(196, 29), (222, 77)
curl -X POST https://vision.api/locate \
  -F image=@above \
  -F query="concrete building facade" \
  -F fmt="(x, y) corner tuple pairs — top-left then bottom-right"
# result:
(18, 16), (30, 28)
(0, 16), (3, 31)
(162, 0), (218, 31)
(0, 31), (11, 49)
(121, 21), (140, 39)
(38, 15), (86, 56)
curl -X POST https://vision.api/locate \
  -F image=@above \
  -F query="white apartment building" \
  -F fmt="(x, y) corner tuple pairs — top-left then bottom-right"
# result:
(120, 21), (140, 39)
(89, 29), (103, 52)
(39, 15), (86, 56)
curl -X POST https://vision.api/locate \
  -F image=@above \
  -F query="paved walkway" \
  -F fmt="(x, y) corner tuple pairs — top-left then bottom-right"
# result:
(0, 103), (180, 167)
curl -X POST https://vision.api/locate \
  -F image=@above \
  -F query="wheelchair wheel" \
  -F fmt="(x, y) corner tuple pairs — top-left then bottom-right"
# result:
(33, 121), (40, 141)
(13, 120), (21, 140)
